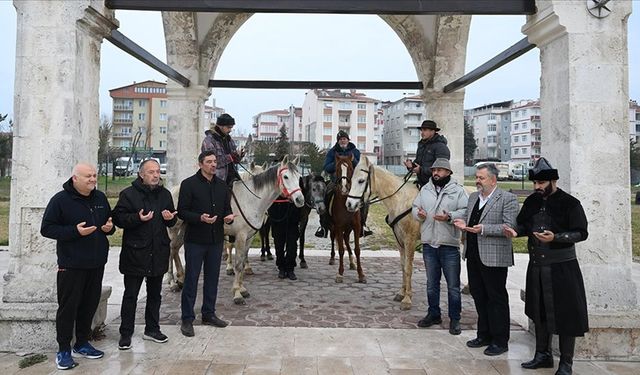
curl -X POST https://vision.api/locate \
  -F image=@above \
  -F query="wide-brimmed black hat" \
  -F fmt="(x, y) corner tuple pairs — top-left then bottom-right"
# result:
(416, 120), (440, 131)
(216, 113), (235, 126)
(529, 157), (559, 181)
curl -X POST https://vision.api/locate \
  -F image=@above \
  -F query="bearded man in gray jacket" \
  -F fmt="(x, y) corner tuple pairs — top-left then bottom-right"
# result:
(412, 158), (468, 335)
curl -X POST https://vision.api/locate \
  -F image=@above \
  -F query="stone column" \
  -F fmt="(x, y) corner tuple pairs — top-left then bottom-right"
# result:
(165, 83), (210, 189)
(0, 0), (116, 352)
(523, 0), (638, 360)
(424, 91), (465, 177)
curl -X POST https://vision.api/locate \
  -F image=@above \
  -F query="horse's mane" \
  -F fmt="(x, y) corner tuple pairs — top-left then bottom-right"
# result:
(251, 162), (299, 191)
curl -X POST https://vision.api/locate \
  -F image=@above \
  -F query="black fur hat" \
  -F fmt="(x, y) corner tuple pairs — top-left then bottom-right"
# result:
(529, 157), (559, 181)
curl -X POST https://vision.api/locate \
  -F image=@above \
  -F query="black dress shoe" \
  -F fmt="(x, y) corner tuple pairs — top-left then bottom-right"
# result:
(287, 271), (297, 280)
(180, 320), (194, 337)
(555, 361), (572, 375)
(521, 351), (554, 369)
(449, 319), (461, 335)
(484, 344), (508, 356)
(278, 270), (286, 279)
(202, 315), (228, 328)
(466, 337), (491, 348)
(417, 314), (442, 328)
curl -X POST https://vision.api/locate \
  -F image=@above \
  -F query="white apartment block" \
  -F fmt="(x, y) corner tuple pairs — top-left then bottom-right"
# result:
(465, 100), (512, 162)
(203, 100), (225, 130)
(630, 100), (640, 142)
(381, 95), (427, 165)
(301, 89), (378, 160)
(509, 100), (541, 167)
(252, 107), (302, 142)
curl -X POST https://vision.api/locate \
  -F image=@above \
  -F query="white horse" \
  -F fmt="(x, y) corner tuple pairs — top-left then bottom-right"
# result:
(345, 156), (421, 310)
(167, 156), (305, 305)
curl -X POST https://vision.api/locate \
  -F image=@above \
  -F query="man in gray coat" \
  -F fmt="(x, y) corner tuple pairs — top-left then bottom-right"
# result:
(454, 163), (518, 356)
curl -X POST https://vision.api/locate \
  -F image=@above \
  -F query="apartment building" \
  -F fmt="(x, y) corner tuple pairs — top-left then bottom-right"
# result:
(509, 100), (541, 167)
(381, 95), (427, 165)
(252, 107), (302, 142)
(204, 99), (226, 130)
(109, 80), (168, 162)
(302, 89), (378, 162)
(465, 100), (512, 162)
(630, 100), (640, 142)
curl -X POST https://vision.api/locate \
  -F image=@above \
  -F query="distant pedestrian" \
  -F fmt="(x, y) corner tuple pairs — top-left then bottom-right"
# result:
(112, 159), (178, 350)
(41, 163), (114, 370)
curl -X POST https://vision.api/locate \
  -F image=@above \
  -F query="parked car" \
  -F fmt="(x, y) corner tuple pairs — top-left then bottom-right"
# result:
(160, 163), (167, 174)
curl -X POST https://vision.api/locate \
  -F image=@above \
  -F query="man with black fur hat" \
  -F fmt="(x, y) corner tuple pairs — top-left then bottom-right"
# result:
(404, 120), (450, 188)
(204, 113), (245, 185)
(504, 157), (589, 375)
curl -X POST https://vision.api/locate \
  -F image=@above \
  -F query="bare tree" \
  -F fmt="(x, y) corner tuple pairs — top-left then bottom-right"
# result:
(0, 115), (12, 177)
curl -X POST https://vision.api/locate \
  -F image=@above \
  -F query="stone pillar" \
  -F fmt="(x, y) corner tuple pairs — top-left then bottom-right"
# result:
(166, 83), (210, 189)
(0, 0), (116, 352)
(523, 0), (639, 360)
(424, 91), (465, 177)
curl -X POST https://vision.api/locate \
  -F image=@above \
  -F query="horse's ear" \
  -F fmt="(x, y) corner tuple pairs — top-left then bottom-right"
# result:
(281, 155), (289, 166)
(250, 161), (255, 169)
(261, 162), (267, 170)
(292, 155), (300, 165)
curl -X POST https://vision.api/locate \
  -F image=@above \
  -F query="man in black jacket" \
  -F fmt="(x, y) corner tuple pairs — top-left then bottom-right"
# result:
(404, 120), (450, 187)
(112, 159), (178, 350)
(178, 150), (234, 337)
(504, 158), (589, 375)
(41, 163), (115, 370)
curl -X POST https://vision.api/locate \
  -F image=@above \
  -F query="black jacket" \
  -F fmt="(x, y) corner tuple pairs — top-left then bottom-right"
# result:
(412, 134), (450, 186)
(112, 178), (177, 276)
(41, 178), (114, 269)
(177, 170), (232, 245)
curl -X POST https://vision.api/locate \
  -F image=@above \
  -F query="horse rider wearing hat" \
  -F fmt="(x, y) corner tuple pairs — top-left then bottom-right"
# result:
(412, 158), (468, 336)
(316, 130), (373, 238)
(503, 157), (589, 375)
(202, 113), (245, 185)
(404, 120), (450, 188)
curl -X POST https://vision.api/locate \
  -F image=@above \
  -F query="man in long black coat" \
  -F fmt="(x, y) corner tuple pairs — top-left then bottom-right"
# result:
(504, 157), (588, 375)
(112, 159), (178, 350)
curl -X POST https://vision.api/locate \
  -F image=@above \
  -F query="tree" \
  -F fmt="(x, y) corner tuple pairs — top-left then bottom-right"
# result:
(464, 119), (477, 165)
(97, 115), (112, 173)
(0, 114), (12, 177)
(300, 142), (326, 173)
(275, 124), (290, 160)
(252, 141), (274, 166)
(631, 140), (640, 170)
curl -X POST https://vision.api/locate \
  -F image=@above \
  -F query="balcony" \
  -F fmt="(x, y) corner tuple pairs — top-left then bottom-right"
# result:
(113, 118), (133, 124)
(113, 105), (133, 111)
(530, 115), (541, 121)
(112, 133), (132, 138)
(530, 128), (540, 135)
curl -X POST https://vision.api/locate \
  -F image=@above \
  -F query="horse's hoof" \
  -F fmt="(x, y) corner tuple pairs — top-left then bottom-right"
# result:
(335, 275), (343, 283)
(393, 294), (404, 302)
(358, 277), (367, 284)
(267, 254), (274, 260)
(329, 259), (335, 265)
(244, 268), (254, 275)
(400, 302), (412, 311)
(233, 297), (246, 305)
(226, 269), (235, 276)
(240, 290), (250, 298)
(260, 255), (266, 261)
(349, 264), (356, 270)
(300, 260), (308, 269)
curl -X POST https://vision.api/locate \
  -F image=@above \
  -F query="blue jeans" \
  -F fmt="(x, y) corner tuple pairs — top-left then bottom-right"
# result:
(422, 244), (461, 320)
(181, 242), (223, 322)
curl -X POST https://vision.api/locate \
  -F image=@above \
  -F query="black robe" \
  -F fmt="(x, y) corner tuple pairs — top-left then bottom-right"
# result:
(516, 188), (589, 336)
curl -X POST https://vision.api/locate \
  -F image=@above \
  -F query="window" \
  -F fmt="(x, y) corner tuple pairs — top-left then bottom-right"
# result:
(488, 124), (496, 132)
(489, 114), (496, 120)
(521, 135), (528, 142)
(522, 147), (528, 154)
(358, 142), (366, 149)
(159, 113), (167, 121)
(159, 126), (167, 134)
(514, 123), (519, 130)
(357, 116), (366, 123)
(159, 140), (166, 148)
(357, 103), (366, 110)
(514, 148), (519, 155)
(513, 136), (519, 142)
(522, 122), (528, 129)
(357, 128), (366, 136)
(323, 115), (332, 122)
(339, 101), (352, 109)
(160, 100), (167, 108)
(323, 102), (333, 108)
(139, 100), (146, 107)
(138, 113), (146, 121)
(323, 127), (332, 135)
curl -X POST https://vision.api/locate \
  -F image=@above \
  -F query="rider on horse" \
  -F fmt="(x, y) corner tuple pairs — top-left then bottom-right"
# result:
(315, 130), (372, 238)
(202, 113), (245, 185)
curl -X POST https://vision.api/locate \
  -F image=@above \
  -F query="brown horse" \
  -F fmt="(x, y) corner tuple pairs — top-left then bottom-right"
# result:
(329, 154), (366, 283)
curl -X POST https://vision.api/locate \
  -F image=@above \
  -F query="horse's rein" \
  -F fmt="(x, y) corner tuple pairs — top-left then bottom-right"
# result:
(276, 167), (301, 200)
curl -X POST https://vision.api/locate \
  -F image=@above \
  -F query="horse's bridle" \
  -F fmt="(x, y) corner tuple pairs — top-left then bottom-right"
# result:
(347, 166), (373, 204)
(277, 166), (301, 199)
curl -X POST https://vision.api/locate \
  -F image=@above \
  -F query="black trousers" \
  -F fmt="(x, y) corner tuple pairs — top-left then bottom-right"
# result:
(466, 247), (510, 347)
(270, 202), (300, 272)
(56, 267), (104, 352)
(119, 274), (164, 337)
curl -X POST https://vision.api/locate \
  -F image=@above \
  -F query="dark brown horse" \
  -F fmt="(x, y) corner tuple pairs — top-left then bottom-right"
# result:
(329, 154), (366, 283)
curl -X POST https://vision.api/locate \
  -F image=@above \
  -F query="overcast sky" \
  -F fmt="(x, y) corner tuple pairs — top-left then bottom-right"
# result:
(0, 2), (638, 135)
